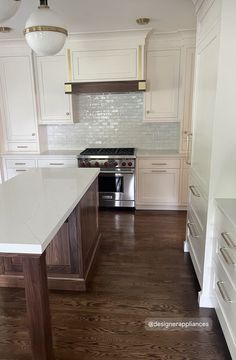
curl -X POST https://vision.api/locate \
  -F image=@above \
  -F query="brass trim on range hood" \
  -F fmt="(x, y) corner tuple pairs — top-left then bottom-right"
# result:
(64, 80), (146, 94)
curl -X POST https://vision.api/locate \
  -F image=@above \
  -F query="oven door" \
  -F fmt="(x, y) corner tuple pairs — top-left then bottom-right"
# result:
(99, 170), (135, 207)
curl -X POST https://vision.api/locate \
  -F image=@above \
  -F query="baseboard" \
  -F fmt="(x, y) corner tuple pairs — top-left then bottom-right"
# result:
(198, 290), (215, 308)
(184, 240), (190, 253)
(135, 204), (187, 211)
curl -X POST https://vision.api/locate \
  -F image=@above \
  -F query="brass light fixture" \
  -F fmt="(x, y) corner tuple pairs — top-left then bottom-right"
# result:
(136, 18), (150, 25)
(24, 0), (68, 56)
(0, 26), (13, 33)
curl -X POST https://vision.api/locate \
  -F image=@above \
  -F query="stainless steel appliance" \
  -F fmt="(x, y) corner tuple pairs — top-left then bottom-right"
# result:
(78, 148), (136, 208)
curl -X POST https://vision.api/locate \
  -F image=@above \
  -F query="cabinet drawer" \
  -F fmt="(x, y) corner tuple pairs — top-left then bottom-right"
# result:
(215, 207), (236, 250)
(8, 142), (39, 153)
(6, 159), (36, 169)
(214, 259), (236, 347)
(217, 246), (236, 292)
(6, 168), (28, 179)
(37, 159), (77, 168)
(188, 174), (207, 233)
(138, 159), (180, 169)
(187, 209), (205, 285)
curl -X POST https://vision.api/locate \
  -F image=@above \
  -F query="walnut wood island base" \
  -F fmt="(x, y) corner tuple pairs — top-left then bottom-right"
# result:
(0, 168), (100, 360)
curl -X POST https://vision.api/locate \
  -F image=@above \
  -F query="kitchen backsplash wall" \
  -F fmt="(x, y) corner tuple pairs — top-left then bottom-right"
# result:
(46, 92), (180, 150)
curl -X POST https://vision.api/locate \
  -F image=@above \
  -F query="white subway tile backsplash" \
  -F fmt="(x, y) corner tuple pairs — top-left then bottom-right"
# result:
(47, 92), (180, 150)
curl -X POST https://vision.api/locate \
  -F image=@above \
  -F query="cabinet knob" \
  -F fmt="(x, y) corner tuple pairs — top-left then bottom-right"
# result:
(66, 112), (70, 116)
(32, 133), (36, 136)
(146, 110), (150, 114)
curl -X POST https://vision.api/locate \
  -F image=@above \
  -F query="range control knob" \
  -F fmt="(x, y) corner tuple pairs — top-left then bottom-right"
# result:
(122, 162), (126, 167)
(80, 161), (85, 167)
(128, 162), (133, 167)
(87, 162), (91, 167)
(95, 161), (99, 167)
(114, 162), (118, 167)
(104, 161), (109, 167)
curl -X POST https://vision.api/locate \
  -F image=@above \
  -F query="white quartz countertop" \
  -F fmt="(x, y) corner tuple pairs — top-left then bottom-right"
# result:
(216, 198), (236, 228)
(0, 168), (99, 255)
(1, 150), (83, 159)
(136, 149), (185, 158)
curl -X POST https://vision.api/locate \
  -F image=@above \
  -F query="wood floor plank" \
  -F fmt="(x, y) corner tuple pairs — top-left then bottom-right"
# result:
(0, 209), (232, 359)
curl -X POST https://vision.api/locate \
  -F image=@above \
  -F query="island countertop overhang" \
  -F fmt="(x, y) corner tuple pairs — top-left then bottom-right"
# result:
(0, 168), (100, 255)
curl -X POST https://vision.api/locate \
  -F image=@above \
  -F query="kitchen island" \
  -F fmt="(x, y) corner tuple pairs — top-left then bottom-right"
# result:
(0, 168), (100, 360)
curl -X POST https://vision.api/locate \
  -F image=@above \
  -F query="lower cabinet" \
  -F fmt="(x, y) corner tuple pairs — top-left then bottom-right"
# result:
(0, 180), (100, 291)
(136, 156), (186, 210)
(213, 200), (236, 360)
(2, 156), (78, 180)
(186, 171), (208, 286)
(137, 168), (180, 205)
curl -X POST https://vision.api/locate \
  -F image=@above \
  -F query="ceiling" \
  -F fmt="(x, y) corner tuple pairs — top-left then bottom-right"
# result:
(0, 0), (196, 40)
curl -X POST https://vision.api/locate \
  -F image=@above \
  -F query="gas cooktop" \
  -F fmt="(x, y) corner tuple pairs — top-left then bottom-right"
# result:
(79, 148), (135, 156)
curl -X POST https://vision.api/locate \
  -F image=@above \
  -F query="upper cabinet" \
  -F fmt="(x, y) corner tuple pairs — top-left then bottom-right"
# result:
(144, 32), (196, 125)
(35, 54), (76, 125)
(145, 49), (181, 122)
(0, 49), (40, 153)
(67, 31), (149, 83)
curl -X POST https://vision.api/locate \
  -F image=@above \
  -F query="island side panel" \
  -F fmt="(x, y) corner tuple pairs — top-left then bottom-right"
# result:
(0, 178), (100, 291)
(22, 253), (54, 360)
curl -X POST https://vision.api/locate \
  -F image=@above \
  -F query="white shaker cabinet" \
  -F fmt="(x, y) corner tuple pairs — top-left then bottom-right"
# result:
(136, 158), (181, 210)
(190, 32), (219, 195)
(0, 55), (39, 152)
(35, 55), (75, 125)
(145, 50), (181, 122)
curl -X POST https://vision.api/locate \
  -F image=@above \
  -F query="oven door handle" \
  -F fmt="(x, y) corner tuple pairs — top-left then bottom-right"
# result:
(100, 170), (134, 175)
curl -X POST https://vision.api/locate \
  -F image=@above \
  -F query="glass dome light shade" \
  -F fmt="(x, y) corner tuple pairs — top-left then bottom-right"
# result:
(24, 6), (68, 56)
(0, 0), (21, 23)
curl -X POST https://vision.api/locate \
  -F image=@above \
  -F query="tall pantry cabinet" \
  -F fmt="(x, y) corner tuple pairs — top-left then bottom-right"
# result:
(186, 0), (236, 307)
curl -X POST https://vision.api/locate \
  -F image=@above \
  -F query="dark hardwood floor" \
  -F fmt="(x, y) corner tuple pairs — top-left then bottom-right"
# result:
(0, 209), (231, 359)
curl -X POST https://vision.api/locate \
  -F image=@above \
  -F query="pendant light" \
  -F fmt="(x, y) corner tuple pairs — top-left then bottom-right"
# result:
(0, 0), (21, 23)
(24, 0), (68, 56)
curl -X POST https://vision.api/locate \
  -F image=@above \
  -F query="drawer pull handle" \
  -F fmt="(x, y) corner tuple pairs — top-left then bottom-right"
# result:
(15, 163), (26, 166)
(186, 133), (192, 165)
(187, 222), (199, 238)
(220, 248), (236, 266)
(189, 185), (200, 197)
(49, 163), (65, 166)
(152, 163), (167, 166)
(151, 170), (167, 173)
(16, 169), (26, 172)
(221, 232), (236, 248)
(217, 281), (233, 303)
(17, 146), (28, 149)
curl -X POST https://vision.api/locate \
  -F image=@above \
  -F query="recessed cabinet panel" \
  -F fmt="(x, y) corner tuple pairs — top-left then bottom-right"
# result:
(191, 36), (218, 193)
(0, 56), (38, 143)
(145, 50), (180, 122)
(36, 55), (73, 124)
(138, 168), (180, 204)
(72, 49), (137, 82)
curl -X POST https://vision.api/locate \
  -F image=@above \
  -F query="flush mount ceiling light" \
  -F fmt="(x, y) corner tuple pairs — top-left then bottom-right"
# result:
(136, 18), (150, 25)
(0, 0), (21, 23)
(24, 0), (68, 56)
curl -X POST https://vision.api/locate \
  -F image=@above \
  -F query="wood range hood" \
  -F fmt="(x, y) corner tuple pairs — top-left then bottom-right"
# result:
(64, 80), (146, 94)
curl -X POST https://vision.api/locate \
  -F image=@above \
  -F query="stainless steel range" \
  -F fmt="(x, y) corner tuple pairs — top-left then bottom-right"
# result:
(78, 148), (136, 208)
